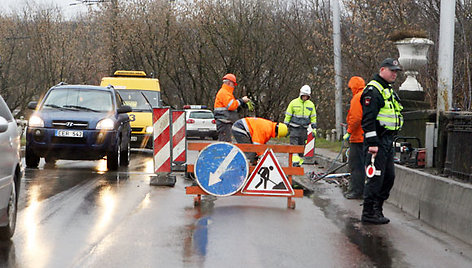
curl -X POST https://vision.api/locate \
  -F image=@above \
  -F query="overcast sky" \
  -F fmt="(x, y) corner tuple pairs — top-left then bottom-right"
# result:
(0, 0), (89, 18)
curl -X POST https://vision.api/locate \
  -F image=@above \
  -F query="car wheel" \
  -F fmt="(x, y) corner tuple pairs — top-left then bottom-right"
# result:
(107, 139), (121, 171)
(45, 156), (56, 165)
(25, 146), (40, 168)
(0, 179), (17, 241)
(120, 140), (130, 166)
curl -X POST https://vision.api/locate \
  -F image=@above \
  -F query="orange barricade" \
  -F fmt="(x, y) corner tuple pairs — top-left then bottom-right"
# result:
(186, 142), (305, 209)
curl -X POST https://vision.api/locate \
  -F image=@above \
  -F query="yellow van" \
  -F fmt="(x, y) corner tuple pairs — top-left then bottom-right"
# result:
(100, 70), (162, 148)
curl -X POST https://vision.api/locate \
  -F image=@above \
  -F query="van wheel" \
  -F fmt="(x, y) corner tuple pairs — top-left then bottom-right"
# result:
(45, 156), (56, 165)
(120, 141), (130, 166)
(0, 179), (17, 240)
(25, 147), (40, 168)
(107, 139), (121, 171)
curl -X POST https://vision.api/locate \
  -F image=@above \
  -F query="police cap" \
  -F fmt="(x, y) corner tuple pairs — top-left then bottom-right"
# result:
(380, 58), (402, 71)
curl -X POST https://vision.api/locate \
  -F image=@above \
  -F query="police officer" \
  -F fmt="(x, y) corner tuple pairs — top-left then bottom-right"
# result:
(361, 58), (403, 224)
(284, 85), (317, 167)
(214, 73), (250, 142)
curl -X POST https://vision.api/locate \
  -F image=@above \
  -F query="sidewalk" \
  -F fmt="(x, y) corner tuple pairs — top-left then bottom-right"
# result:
(294, 146), (472, 248)
(293, 147), (348, 190)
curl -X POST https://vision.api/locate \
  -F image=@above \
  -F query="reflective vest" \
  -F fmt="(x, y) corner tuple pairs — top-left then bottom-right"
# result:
(242, 117), (277, 145)
(284, 97), (317, 129)
(368, 80), (403, 130)
(214, 84), (241, 123)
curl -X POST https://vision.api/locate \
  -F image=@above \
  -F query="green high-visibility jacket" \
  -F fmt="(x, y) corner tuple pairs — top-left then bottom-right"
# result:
(284, 97), (317, 129)
(368, 80), (403, 130)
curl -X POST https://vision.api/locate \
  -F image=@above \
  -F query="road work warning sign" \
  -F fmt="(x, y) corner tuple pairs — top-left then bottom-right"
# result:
(241, 149), (294, 196)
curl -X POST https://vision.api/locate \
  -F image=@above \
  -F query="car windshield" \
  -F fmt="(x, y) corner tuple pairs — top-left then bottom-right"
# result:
(42, 88), (113, 112)
(117, 90), (161, 112)
(190, 111), (214, 119)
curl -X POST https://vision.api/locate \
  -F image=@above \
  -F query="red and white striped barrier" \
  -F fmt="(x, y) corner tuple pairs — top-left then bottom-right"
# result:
(172, 110), (187, 168)
(304, 131), (315, 158)
(153, 108), (171, 173)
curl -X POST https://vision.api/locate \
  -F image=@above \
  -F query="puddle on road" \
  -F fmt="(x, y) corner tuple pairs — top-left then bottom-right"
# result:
(308, 187), (408, 268)
(182, 195), (217, 266)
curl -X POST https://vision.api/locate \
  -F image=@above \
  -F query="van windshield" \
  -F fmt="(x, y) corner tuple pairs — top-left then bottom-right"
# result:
(43, 88), (113, 112)
(117, 90), (161, 112)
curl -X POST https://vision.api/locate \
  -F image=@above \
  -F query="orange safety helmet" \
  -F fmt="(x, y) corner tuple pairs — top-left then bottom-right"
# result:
(222, 73), (238, 86)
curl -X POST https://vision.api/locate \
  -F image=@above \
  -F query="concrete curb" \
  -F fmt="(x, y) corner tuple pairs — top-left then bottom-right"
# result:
(305, 148), (472, 246)
(390, 165), (472, 245)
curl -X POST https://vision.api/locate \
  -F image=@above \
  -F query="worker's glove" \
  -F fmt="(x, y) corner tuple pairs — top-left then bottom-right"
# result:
(238, 99), (248, 109)
(343, 133), (351, 141)
(312, 128), (317, 136)
(247, 100), (255, 112)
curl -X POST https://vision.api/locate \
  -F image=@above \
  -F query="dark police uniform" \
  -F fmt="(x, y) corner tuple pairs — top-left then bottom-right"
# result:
(361, 73), (403, 224)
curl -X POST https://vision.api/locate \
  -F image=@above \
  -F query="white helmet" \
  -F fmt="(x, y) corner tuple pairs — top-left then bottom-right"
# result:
(300, 85), (311, 96)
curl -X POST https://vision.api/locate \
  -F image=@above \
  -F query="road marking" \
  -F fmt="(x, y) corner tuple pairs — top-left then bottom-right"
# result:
(209, 147), (239, 186)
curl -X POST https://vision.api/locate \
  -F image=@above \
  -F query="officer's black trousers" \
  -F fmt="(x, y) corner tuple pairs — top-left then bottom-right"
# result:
(363, 135), (395, 205)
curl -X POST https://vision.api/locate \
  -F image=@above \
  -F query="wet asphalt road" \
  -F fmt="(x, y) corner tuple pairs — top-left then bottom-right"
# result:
(1, 144), (471, 267)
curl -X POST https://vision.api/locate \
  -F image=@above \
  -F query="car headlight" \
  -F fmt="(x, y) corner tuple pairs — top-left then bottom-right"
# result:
(96, 118), (115, 130)
(29, 115), (44, 127)
(146, 126), (153, 134)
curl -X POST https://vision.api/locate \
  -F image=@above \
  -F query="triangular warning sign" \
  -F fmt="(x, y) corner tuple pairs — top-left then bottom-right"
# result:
(241, 149), (294, 196)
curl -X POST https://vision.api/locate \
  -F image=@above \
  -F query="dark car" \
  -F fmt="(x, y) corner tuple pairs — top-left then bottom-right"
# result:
(26, 84), (132, 170)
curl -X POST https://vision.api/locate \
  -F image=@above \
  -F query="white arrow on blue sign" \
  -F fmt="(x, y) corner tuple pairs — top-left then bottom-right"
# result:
(194, 142), (249, 196)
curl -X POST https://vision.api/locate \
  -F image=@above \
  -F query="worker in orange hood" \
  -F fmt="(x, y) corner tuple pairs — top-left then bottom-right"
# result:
(343, 76), (366, 199)
(232, 117), (288, 164)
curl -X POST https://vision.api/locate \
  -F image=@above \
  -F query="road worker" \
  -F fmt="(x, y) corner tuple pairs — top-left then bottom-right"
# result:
(284, 85), (317, 166)
(361, 58), (403, 224)
(343, 76), (366, 199)
(214, 73), (250, 142)
(232, 117), (288, 164)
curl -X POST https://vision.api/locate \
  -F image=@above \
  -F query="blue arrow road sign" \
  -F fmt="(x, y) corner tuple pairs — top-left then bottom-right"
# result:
(195, 142), (248, 196)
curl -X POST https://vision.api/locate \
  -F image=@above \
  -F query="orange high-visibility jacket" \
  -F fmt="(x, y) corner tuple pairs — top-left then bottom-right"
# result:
(214, 83), (241, 123)
(346, 76), (365, 143)
(244, 117), (277, 145)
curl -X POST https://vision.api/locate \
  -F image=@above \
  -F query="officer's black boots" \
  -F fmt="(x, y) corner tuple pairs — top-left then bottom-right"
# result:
(361, 202), (389, 224)
(374, 200), (390, 223)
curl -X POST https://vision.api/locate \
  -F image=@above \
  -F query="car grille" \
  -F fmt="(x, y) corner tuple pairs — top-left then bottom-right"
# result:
(52, 120), (89, 129)
(132, 127), (144, 133)
(51, 137), (87, 144)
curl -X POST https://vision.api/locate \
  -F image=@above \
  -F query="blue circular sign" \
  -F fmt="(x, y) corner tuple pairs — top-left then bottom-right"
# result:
(195, 142), (248, 196)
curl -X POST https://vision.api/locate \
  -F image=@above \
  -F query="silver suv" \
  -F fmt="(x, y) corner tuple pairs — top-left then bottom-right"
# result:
(0, 95), (21, 240)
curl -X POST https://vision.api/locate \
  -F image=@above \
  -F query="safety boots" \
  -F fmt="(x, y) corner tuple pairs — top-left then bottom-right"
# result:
(361, 202), (389, 224)
(374, 200), (390, 223)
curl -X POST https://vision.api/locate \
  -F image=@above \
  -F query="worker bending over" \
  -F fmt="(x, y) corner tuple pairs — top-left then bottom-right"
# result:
(232, 117), (288, 164)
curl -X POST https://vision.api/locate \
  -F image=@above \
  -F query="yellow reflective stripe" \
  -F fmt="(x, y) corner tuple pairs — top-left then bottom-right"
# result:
(378, 113), (398, 118)
(292, 115), (310, 119)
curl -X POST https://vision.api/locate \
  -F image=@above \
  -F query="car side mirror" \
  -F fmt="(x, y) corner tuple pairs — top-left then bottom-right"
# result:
(27, 101), (38, 110)
(118, 105), (132, 114)
(0, 116), (8, 133)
